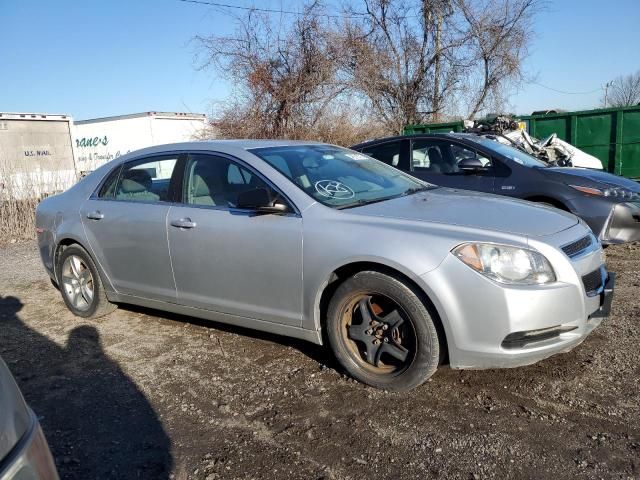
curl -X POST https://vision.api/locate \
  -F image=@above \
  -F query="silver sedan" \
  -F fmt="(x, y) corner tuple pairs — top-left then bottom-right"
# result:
(36, 141), (614, 390)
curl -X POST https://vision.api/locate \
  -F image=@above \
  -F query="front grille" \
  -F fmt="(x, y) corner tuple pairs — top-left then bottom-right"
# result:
(582, 268), (603, 295)
(562, 235), (592, 258)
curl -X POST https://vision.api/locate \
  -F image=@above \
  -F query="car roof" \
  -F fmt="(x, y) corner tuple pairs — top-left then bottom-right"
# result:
(108, 139), (334, 164)
(199, 139), (328, 149)
(351, 132), (478, 149)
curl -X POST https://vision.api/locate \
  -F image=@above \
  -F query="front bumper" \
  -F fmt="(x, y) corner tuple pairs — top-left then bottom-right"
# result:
(602, 201), (640, 244)
(419, 248), (613, 370)
(0, 412), (59, 480)
(590, 272), (615, 319)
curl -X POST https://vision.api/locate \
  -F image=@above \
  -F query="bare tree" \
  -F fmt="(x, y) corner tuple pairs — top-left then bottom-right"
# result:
(195, 2), (343, 139)
(195, 0), (539, 138)
(604, 71), (640, 107)
(457, 0), (535, 118)
(338, 0), (463, 133)
(337, 0), (538, 132)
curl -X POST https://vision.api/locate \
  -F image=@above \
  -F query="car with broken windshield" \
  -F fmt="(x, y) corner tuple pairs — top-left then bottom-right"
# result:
(36, 141), (614, 390)
(352, 133), (640, 244)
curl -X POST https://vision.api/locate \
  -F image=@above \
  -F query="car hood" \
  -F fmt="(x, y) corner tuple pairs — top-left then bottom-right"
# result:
(546, 167), (640, 191)
(349, 188), (579, 237)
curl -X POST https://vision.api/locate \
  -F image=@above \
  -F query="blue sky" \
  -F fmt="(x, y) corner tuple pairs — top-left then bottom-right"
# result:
(1, 0), (638, 120)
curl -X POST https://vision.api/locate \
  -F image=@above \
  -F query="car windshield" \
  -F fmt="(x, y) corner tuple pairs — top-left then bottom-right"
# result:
(466, 136), (549, 168)
(250, 145), (435, 208)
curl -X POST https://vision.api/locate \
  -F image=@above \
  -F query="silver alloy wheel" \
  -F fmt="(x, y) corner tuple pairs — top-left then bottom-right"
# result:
(61, 255), (94, 311)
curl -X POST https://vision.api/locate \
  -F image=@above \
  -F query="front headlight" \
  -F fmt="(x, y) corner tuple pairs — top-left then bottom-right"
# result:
(603, 186), (640, 201)
(452, 243), (556, 285)
(569, 184), (640, 201)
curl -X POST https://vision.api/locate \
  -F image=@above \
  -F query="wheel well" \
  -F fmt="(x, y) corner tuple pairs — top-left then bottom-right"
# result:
(524, 196), (569, 211)
(318, 261), (449, 364)
(53, 238), (87, 277)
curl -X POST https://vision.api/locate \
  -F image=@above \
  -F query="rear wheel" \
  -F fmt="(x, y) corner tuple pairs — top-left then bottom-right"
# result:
(326, 271), (440, 391)
(57, 244), (116, 318)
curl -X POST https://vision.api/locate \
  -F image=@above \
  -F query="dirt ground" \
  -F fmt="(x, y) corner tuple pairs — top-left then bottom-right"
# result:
(0, 241), (638, 480)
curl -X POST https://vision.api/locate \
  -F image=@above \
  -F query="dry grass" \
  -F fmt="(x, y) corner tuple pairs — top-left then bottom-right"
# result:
(0, 197), (38, 243)
(0, 167), (75, 244)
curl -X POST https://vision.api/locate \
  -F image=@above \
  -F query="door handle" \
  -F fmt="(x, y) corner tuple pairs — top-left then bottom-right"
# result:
(170, 218), (197, 229)
(86, 211), (104, 220)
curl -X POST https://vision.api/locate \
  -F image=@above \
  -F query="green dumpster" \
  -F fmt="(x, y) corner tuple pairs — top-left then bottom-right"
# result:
(521, 106), (640, 178)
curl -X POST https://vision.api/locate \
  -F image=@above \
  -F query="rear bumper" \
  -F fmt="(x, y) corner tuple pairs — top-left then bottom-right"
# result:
(0, 412), (58, 480)
(602, 202), (640, 244)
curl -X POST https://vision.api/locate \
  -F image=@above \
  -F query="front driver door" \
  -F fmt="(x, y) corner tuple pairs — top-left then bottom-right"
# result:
(80, 154), (182, 302)
(409, 139), (496, 193)
(167, 152), (303, 326)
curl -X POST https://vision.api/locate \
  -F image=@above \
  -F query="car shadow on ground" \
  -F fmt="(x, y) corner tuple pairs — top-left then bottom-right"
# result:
(118, 303), (340, 370)
(0, 295), (173, 480)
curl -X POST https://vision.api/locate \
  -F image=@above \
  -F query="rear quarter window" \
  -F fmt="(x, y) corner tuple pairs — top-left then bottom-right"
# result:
(97, 166), (122, 199)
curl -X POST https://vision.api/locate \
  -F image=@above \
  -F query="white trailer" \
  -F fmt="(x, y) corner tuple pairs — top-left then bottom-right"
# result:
(0, 113), (77, 199)
(73, 111), (208, 173)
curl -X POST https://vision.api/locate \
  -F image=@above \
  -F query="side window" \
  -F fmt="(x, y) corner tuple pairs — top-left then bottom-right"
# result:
(97, 165), (122, 199)
(184, 154), (274, 208)
(411, 140), (449, 174)
(115, 156), (178, 202)
(360, 141), (401, 167)
(449, 144), (492, 170)
(227, 164), (253, 185)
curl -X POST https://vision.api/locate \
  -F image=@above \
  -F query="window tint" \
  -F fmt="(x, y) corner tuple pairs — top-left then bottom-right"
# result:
(115, 157), (178, 202)
(98, 165), (122, 199)
(412, 140), (491, 175)
(412, 142), (447, 172)
(184, 154), (273, 208)
(466, 136), (547, 168)
(360, 141), (402, 167)
(450, 144), (491, 168)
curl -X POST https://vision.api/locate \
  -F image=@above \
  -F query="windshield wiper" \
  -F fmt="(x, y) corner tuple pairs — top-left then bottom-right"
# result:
(335, 197), (391, 210)
(335, 186), (433, 210)
(400, 185), (433, 196)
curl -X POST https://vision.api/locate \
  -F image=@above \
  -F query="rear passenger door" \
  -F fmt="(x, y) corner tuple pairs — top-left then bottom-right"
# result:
(410, 138), (496, 193)
(80, 154), (182, 302)
(167, 152), (304, 326)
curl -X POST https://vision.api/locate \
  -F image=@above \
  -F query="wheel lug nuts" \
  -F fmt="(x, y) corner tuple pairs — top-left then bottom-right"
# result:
(382, 325), (388, 331)
(383, 338), (389, 343)
(366, 329), (373, 335)
(373, 339), (381, 345)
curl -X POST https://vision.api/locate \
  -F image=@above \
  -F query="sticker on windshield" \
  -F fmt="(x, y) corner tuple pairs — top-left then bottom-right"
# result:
(314, 180), (355, 199)
(344, 153), (369, 161)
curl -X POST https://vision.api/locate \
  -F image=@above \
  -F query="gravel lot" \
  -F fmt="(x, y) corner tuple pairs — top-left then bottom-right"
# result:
(0, 240), (638, 479)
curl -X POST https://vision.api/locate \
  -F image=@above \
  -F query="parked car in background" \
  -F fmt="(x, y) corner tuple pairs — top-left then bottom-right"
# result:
(37, 141), (613, 390)
(352, 133), (640, 244)
(0, 356), (58, 480)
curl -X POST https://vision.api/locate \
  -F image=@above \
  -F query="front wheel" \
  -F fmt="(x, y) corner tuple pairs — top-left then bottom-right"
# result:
(326, 271), (440, 391)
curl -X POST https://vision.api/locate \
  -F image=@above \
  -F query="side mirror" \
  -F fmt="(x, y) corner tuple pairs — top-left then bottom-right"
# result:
(236, 188), (288, 214)
(458, 157), (489, 173)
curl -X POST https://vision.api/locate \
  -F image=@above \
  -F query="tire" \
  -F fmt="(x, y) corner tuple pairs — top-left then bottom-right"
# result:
(326, 271), (440, 391)
(56, 244), (116, 318)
